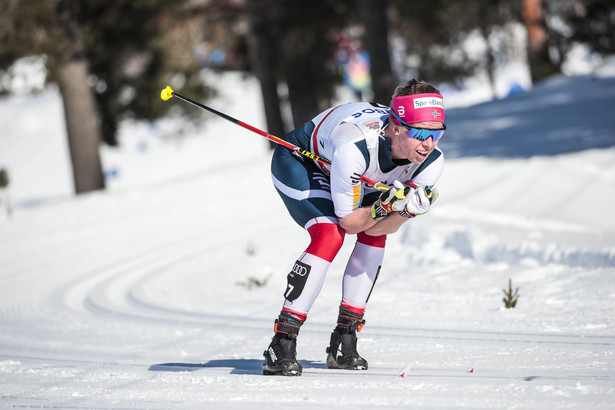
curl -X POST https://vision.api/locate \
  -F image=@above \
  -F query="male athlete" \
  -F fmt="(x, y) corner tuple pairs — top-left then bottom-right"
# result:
(263, 79), (446, 376)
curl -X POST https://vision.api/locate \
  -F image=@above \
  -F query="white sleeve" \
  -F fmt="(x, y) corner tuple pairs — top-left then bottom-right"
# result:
(329, 125), (368, 219)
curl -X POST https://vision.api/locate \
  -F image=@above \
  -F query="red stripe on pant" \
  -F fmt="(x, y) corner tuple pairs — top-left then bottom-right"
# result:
(357, 231), (387, 248)
(340, 302), (365, 316)
(281, 307), (307, 322)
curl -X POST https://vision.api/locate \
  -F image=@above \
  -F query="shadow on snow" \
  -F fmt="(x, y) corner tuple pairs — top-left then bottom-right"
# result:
(440, 75), (615, 159)
(148, 359), (327, 375)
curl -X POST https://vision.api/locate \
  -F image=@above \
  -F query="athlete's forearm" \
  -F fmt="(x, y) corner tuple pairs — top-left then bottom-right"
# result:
(338, 207), (377, 235)
(364, 212), (408, 236)
(339, 207), (408, 235)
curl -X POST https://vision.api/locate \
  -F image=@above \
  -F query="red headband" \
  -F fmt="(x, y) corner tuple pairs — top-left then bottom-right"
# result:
(391, 93), (445, 125)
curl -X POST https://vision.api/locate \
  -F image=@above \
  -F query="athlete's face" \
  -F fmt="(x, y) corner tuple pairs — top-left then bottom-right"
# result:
(391, 121), (441, 163)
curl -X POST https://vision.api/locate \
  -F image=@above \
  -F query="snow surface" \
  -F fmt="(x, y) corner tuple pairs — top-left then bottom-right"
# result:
(1, 63), (615, 408)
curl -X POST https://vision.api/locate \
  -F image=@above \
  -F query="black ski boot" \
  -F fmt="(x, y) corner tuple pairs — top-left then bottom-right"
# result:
(263, 310), (304, 376)
(326, 306), (368, 370)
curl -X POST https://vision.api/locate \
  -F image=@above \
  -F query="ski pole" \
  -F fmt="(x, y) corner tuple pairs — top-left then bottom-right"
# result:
(160, 86), (396, 191)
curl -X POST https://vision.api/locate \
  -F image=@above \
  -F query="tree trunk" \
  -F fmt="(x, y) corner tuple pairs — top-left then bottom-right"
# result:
(478, 8), (497, 100)
(56, 0), (105, 194)
(244, 0), (286, 144)
(521, 0), (558, 83)
(359, 0), (395, 105)
(285, 52), (321, 129)
(57, 61), (105, 194)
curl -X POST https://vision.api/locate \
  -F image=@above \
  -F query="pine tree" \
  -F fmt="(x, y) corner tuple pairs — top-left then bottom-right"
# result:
(502, 279), (519, 309)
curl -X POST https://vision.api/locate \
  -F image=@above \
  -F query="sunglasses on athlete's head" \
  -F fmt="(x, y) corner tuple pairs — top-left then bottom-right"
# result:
(391, 110), (446, 142)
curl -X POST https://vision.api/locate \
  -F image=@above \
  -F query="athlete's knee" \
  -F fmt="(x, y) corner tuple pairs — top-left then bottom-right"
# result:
(305, 223), (345, 262)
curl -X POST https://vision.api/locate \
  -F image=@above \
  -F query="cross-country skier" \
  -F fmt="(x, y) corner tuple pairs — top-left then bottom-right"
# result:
(263, 79), (446, 376)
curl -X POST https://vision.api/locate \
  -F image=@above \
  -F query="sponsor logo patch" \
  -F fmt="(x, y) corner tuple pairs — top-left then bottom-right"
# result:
(285, 260), (312, 302)
(413, 97), (444, 109)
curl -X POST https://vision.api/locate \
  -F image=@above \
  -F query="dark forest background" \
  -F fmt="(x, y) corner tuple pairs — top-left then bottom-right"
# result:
(1, 0), (613, 194)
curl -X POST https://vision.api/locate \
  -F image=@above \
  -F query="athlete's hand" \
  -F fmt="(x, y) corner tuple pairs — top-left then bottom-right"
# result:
(398, 186), (436, 218)
(371, 181), (410, 221)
